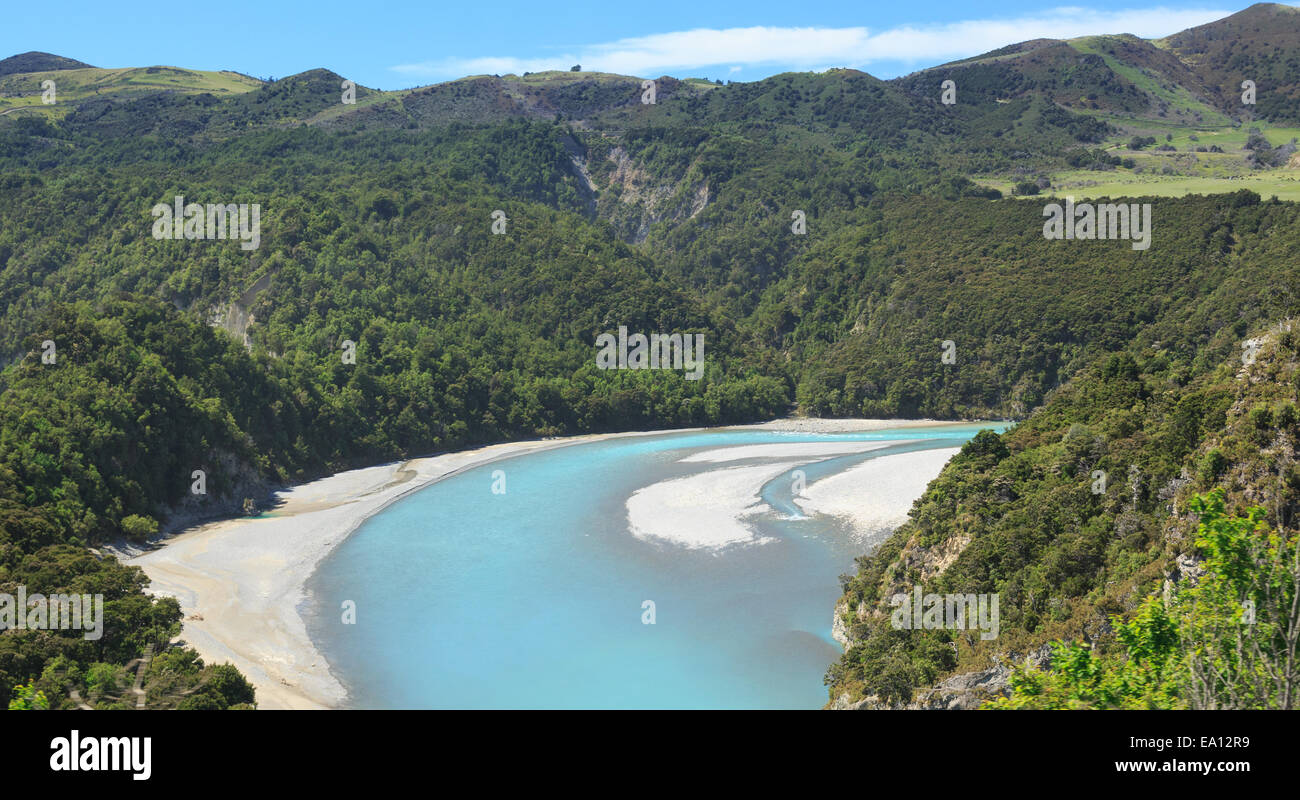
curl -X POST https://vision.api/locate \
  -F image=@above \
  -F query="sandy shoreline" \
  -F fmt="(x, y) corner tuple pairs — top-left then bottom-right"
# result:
(129, 430), (674, 708)
(794, 446), (962, 537)
(128, 417), (981, 709)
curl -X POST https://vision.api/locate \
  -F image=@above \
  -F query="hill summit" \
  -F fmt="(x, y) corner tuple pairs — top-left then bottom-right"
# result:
(0, 51), (95, 76)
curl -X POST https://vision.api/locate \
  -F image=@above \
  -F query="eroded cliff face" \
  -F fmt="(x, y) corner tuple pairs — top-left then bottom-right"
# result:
(210, 302), (255, 349)
(593, 145), (710, 244)
(208, 268), (276, 350)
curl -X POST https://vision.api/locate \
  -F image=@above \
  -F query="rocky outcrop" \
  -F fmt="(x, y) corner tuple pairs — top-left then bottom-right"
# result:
(156, 448), (275, 534)
(1169, 551), (1205, 585)
(830, 645), (1052, 710)
(830, 664), (1014, 710)
(832, 600), (851, 649)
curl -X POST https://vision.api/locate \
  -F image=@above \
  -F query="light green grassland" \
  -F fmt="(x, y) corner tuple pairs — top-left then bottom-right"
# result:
(977, 171), (1300, 201)
(1104, 125), (1300, 153)
(1047, 173), (1300, 201)
(977, 118), (1300, 201)
(0, 66), (261, 117)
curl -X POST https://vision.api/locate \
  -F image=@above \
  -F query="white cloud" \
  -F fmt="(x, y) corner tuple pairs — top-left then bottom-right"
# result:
(390, 6), (1233, 81)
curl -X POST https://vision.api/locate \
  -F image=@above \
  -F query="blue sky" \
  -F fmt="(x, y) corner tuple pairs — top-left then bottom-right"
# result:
(0, 2), (1275, 89)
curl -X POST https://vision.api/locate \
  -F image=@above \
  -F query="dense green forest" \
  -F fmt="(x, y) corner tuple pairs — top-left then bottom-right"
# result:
(3, 3), (1300, 710)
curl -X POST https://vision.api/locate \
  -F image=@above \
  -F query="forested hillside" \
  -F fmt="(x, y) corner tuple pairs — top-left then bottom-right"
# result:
(826, 320), (1300, 709)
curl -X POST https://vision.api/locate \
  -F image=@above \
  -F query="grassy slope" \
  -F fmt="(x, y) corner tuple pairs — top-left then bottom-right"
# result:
(1066, 35), (1229, 126)
(974, 120), (1300, 200)
(0, 66), (262, 118)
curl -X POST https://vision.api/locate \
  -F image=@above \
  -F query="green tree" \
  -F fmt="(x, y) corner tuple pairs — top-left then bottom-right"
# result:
(988, 491), (1300, 709)
(7, 681), (50, 710)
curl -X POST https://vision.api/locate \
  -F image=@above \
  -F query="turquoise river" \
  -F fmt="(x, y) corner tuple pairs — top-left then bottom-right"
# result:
(304, 422), (1003, 708)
